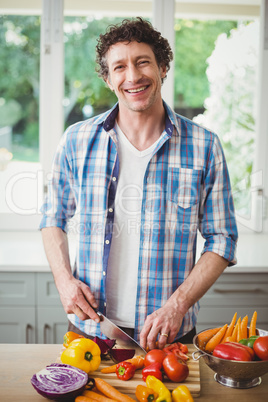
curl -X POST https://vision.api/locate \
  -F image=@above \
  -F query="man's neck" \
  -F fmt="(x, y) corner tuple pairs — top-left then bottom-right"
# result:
(116, 103), (166, 152)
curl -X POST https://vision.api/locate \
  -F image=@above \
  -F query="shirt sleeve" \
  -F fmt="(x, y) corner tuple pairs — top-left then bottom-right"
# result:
(39, 131), (76, 232)
(199, 134), (238, 265)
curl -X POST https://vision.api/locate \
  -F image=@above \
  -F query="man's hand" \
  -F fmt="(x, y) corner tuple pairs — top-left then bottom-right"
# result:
(57, 276), (100, 323)
(140, 302), (183, 350)
(41, 227), (100, 323)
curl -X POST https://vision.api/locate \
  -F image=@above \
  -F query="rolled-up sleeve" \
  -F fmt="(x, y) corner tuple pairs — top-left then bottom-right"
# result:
(199, 134), (238, 265)
(39, 132), (76, 232)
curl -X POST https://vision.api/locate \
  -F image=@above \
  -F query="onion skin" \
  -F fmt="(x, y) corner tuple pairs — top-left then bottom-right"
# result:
(31, 363), (88, 401)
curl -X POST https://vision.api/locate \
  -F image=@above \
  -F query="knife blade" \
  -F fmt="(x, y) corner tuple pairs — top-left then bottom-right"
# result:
(97, 312), (146, 356)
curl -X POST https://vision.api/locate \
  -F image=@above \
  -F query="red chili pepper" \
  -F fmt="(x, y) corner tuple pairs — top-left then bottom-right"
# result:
(115, 361), (136, 381)
(213, 342), (254, 361)
(142, 362), (163, 382)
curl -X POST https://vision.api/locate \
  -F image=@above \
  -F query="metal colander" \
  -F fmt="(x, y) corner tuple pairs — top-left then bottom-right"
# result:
(192, 327), (268, 389)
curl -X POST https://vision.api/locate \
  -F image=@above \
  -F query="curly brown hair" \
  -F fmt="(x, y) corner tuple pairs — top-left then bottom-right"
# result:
(95, 17), (173, 82)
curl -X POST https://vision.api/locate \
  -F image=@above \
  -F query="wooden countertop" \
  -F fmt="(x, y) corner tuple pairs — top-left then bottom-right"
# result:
(0, 344), (267, 401)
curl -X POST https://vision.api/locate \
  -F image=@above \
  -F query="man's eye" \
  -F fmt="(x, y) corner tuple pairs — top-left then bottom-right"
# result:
(114, 65), (123, 71)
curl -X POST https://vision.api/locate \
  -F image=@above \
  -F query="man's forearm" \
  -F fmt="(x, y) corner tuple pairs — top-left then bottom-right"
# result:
(167, 251), (229, 316)
(41, 227), (73, 286)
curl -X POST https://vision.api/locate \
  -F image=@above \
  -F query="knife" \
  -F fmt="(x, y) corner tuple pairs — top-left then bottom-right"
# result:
(97, 312), (146, 356)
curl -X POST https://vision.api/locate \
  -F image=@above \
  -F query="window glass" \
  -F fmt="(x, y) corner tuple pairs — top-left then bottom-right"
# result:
(0, 15), (41, 218)
(174, 19), (258, 217)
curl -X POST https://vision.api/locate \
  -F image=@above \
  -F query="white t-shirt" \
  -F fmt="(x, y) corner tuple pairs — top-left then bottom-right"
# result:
(106, 122), (163, 327)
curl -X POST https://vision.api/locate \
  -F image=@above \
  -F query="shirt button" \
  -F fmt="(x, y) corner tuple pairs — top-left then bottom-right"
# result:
(105, 239), (110, 245)
(108, 208), (113, 213)
(112, 177), (117, 182)
(104, 302), (107, 307)
(103, 271), (106, 276)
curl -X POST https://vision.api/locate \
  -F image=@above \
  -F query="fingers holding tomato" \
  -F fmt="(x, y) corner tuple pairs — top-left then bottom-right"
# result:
(253, 336), (268, 361)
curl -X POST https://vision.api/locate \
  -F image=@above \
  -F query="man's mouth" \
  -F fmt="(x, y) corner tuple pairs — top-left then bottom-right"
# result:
(126, 85), (149, 93)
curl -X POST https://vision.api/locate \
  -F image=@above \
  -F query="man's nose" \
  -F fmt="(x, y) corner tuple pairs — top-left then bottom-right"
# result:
(126, 65), (142, 82)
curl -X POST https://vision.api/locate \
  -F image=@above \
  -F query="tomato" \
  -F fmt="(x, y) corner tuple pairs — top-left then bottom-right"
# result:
(253, 336), (268, 361)
(162, 353), (189, 382)
(144, 349), (167, 367)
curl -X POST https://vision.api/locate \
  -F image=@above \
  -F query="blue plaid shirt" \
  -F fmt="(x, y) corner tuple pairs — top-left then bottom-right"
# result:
(40, 102), (238, 341)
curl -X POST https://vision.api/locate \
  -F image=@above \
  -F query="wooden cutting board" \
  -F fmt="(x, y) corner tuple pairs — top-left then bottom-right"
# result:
(58, 344), (200, 398)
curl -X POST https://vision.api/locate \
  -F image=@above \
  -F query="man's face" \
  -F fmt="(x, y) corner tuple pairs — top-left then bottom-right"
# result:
(105, 41), (166, 113)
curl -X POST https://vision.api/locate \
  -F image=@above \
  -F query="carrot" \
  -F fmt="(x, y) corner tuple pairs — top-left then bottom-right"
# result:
(249, 311), (257, 337)
(197, 327), (221, 350)
(237, 319), (243, 342)
(232, 317), (241, 342)
(94, 378), (136, 402)
(100, 355), (144, 374)
(75, 396), (99, 402)
(221, 312), (237, 343)
(224, 336), (234, 343)
(240, 315), (248, 339)
(205, 324), (228, 353)
(82, 390), (117, 401)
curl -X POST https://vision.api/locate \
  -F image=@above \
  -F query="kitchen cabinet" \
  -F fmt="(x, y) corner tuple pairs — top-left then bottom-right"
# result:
(197, 272), (268, 332)
(0, 272), (66, 344)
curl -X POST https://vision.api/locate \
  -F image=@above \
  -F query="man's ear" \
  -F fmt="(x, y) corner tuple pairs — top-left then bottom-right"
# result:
(106, 77), (114, 92)
(160, 64), (167, 80)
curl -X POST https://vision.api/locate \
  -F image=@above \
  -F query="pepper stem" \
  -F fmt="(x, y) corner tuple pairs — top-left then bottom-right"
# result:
(85, 351), (93, 362)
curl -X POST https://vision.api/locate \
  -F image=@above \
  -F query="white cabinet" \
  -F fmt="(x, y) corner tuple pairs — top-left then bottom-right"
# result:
(197, 272), (268, 332)
(0, 272), (66, 344)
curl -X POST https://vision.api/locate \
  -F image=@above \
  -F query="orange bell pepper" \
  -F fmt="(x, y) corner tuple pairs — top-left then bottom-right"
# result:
(63, 331), (84, 348)
(135, 384), (158, 402)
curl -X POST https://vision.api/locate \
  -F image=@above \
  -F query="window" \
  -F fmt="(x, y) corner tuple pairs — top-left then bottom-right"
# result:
(0, 1), (266, 233)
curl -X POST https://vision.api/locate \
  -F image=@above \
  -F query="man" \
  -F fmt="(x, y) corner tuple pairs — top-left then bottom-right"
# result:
(40, 18), (238, 350)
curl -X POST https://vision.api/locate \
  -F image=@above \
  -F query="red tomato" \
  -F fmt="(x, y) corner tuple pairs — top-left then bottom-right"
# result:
(144, 349), (167, 367)
(162, 353), (189, 382)
(253, 336), (268, 361)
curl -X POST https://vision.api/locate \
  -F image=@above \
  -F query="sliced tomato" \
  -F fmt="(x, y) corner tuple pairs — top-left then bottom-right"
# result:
(163, 342), (189, 362)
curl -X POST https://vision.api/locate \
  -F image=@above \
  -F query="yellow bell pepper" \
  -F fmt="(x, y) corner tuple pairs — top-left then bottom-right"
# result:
(61, 338), (101, 373)
(172, 385), (194, 402)
(145, 375), (171, 402)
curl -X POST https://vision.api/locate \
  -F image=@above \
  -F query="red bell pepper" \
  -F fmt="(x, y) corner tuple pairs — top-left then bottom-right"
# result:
(213, 342), (254, 361)
(116, 361), (136, 381)
(142, 362), (163, 382)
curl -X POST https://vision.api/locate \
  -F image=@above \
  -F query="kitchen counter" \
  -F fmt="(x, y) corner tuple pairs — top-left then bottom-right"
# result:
(0, 344), (267, 401)
(0, 231), (268, 273)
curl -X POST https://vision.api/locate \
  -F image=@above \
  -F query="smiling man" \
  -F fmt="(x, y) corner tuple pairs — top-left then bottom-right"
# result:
(40, 18), (238, 350)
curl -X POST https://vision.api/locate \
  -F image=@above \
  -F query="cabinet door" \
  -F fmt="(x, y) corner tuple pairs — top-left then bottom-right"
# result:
(0, 272), (35, 306)
(37, 307), (67, 344)
(37, 272), (61, 306)
(0, 307), (36, 343)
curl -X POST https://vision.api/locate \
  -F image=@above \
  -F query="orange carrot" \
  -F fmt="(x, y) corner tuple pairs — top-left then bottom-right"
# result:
(249, 311), (257, 337)
(100, 355), (144, 374)
(240, 315), (248, 339)
(221, 312), (237, 343)
(94, 378), (136, 402)
(232, 317), (241, 342)
(237, 320), (243, 342)
(197, 327), (221, 350)
(75, 396), (99, 402)
(82, 390), (117, 401)
(205, 324), (228, 353)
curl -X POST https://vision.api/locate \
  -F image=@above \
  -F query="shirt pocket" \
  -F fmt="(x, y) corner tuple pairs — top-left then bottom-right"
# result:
(167, 167), (202, 209)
